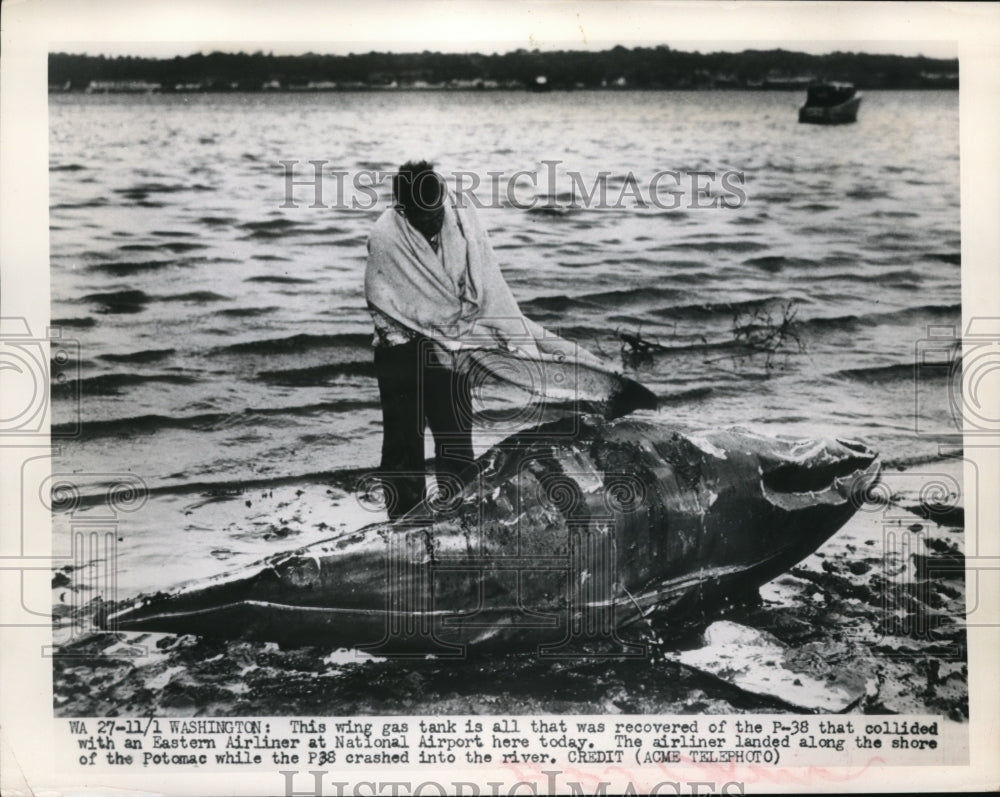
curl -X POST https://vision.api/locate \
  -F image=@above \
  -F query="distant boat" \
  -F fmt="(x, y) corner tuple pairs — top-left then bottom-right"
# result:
(528, 75), (551, 92)
(798, 81), (862, 125)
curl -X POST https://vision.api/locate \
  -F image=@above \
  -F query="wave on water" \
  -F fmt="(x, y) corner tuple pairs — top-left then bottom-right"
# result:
(646, 300), (962, 329)
(871, 303), (961, 323)
(791, 203), (836, 212)
(116, 244), (163, 252)
(522, 286), (686, 313)
(869, 209), (920, 219)
(237, 218), (325, 240)
(244, 275), (315, 284)
(520, 295), (594, 313)
(51, 199), (109, 210)
(653, 239), (770, 254)
(50, 163), (86, 172)
(219, 306), (279, 318)
(80, 287), (232, 313)
(52, 373), (199, 398)
(744, 255), (819, 273)
(98, 348), (176, 364)
(81, 289), (151, 313)
(216, 332), (371, 355)
(51, 399), (383, 440)
(355, 160), (393, 172)
(820, 254), (859, 267)
(162, 291), (230, 303)
(649, 297), (777, 321)
(113, 182), (215, 200)
(311, 226), (354, 237)
(879, 271), (924, 289)
(544, 301), (962, 354)
(807, 268), (922, 284)
(794, 313), (868, 333)
(117, 241), (207, 254)
(87, 260), (186, 275)
(657, 386), (714, 404)
(325, 235), (368, 248)
(525, 205), (576, 217)
(832, 363), (922, 383)
(257, 361), (376, 386)
(240, 218), (299, 232)
(846, 187), (892, 201)
(642, 271), (711, 286)
(930, 252), (961, 266)
(821, 303), (959, 330)
(51, 317), (96, 328)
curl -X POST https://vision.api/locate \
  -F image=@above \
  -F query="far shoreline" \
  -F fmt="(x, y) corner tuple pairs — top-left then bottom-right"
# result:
(48, 85), (960, 95)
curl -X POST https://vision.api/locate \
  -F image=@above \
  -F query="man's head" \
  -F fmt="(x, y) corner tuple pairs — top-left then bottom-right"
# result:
(393, 160), (445, 240)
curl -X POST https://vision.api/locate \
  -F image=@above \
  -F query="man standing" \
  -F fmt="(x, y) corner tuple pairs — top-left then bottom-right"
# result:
(365, 161), (483, 520)
(365, 160), (654, 520)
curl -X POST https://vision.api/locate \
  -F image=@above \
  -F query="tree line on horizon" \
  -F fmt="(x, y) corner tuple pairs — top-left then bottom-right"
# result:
(48, 46), (959, 91)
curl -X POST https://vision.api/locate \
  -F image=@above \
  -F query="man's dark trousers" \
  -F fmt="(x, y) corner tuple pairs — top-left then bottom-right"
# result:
(373, 337), (475, 520)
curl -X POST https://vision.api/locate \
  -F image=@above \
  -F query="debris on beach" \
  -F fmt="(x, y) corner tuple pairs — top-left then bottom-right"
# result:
(670, 621), (876, 712)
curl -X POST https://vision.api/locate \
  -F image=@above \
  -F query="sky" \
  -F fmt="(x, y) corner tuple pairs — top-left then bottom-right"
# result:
(25, 0), (962, 60)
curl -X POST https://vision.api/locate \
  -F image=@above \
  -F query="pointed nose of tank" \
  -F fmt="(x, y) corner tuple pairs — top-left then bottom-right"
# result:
(754, 434), (880, 514)
(833, 437), (881, 503)
(762, 435), (877, 484)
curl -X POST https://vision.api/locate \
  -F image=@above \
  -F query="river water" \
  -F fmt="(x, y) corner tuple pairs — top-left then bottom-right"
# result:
(50, 90), (960, 493)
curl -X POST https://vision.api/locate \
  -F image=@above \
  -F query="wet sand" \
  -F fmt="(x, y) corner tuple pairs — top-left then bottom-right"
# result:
(52, 459), (967, 719)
